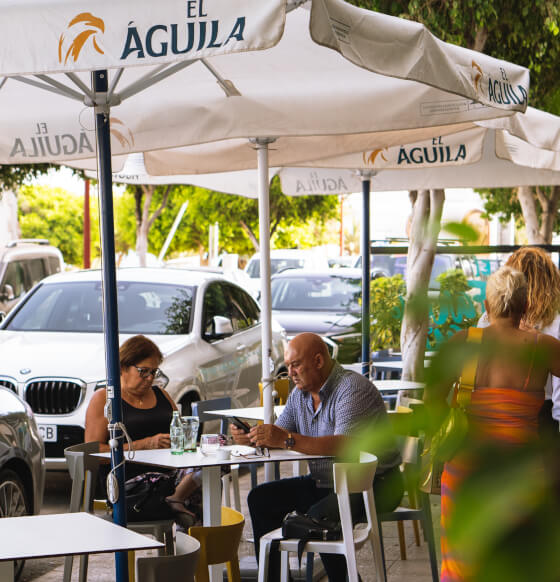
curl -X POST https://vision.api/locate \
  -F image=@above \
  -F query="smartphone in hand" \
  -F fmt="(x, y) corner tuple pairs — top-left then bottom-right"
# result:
(230, 416), (251, 433)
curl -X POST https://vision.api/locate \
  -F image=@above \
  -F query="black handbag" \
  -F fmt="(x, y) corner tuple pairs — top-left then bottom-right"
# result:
(276, 510), (342, 565)
(123, 471), (177, 522)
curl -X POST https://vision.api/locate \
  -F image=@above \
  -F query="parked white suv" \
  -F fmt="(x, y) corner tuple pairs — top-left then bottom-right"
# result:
(0, 268), (287, 469)
(0, 239), (64, 319)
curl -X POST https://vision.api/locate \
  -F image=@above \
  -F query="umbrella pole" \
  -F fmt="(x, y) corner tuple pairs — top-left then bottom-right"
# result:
(92, 70), (129, 582)
(360, 171), (374, 377)
(253, 137), (276, 482)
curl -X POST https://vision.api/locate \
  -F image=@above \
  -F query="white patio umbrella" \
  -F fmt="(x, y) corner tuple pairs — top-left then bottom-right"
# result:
(0, 4), (529, 576)
(84, 106), (560, 378)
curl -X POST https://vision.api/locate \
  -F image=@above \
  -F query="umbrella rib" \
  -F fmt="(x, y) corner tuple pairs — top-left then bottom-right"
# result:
(11, 75), (83, 101)
(108, 69), (124, 101)
(118, 60), (196, 101)
(65, 73), (94, 101)
(200, 59), (241, 97)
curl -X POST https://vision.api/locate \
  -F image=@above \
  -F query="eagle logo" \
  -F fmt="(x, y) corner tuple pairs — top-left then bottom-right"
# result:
(471, 60), (483, 94)
(110, 118), (135, 150)
(363, 148), (388, 166)
(58, 13), (105, 64)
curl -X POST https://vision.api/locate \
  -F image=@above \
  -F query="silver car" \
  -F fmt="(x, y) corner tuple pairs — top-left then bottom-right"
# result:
(0, 268), (287, 469)
(0, 387), (45, 578)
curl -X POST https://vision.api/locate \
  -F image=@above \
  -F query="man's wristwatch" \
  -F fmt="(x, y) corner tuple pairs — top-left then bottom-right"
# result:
(285, 432), (295, 450)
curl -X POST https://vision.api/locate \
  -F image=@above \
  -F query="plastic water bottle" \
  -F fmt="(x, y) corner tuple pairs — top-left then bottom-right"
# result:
(170, 410), (184, 455)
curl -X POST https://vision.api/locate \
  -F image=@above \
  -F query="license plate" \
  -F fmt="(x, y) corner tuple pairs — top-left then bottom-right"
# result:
(38, 424), (57, 442)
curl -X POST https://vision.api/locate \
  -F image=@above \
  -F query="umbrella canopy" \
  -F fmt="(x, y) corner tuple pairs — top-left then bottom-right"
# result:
(0, 4), (530, 577)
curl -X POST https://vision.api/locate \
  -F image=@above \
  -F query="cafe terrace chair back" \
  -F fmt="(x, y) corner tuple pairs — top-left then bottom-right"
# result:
(63, 441), (175, 582)
(257, 452), (386, 582)
(378, 436), (439, 582)
(188, 506), (245, 582)
(191, 398), (242, 511)
(136, 531), (200, 582)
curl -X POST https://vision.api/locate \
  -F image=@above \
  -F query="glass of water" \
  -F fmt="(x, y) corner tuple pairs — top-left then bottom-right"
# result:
(181, 416), (199, 452)
(200, 433), (220, 455)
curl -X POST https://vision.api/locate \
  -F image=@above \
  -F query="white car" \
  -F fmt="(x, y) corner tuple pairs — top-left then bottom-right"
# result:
(245, 249), (330, 298)
(0, 268), (287, 469)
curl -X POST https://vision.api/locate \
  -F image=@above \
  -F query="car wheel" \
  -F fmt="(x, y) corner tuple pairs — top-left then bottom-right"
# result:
(0, 469), (30, 579)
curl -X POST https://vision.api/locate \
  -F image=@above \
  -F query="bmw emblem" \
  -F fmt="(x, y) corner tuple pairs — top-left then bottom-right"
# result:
(20, 368), (31, 375)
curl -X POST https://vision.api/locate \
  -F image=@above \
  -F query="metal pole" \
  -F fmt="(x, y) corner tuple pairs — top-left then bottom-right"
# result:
(252, 137), (276, 482)
(359, 171), (373, 377)
(92, 70), (128, 582)
(83, 179), (91, 269)
(158, 201), (188, 263)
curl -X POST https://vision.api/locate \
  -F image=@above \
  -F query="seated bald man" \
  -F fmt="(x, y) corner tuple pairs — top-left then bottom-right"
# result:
(231, 332), (403, 582)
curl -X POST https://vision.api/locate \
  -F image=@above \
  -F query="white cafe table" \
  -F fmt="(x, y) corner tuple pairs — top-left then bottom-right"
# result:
(206, 405), (286, 422)
(96, 446), (326, 582)
(372, 379), (425, 391)
(0, 511), (163, 581)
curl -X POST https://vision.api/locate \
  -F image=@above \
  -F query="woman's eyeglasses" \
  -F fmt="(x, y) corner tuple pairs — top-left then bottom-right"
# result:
(134, 365), (162, 379)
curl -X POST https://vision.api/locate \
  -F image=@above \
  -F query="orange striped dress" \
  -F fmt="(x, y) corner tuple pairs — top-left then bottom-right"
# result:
(440, 387), (544, 581)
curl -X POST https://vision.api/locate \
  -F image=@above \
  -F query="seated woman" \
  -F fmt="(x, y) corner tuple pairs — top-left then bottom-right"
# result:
(85, 334), (200, 528)
(428, 266), (560, 581)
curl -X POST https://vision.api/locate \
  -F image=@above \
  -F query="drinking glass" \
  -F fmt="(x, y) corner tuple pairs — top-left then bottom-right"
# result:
(181, 416), (199, 452)
(200, 433), (220, 455)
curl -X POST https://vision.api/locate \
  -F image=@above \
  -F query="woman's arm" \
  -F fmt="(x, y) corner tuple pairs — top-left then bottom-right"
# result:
(84, 389), (171, 452)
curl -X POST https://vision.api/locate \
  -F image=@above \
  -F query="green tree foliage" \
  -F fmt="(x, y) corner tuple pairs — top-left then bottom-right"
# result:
(18, 184), (99, 267)
(0, 164), (54, 193)
(115, 177), (339, 258)
(370, 274), (406, 350)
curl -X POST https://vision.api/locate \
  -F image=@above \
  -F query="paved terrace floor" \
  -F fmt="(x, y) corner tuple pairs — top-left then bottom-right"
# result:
(20, 465), (441, 582)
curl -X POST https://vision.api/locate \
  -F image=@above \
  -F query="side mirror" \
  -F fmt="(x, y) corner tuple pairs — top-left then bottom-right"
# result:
(0, 284), (14, 302)
(0, 311), (5, 323)
(213, 315), (234, 337)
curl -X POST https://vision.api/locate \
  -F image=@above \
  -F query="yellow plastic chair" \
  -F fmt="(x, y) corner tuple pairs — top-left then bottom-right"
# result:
(259, 378), (290, 406)
(188, 506), (245, 582)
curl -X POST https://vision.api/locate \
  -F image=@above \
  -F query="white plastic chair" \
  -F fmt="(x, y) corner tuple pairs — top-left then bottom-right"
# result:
(136, 531), (200, 582)
(257, 452), (386, 582)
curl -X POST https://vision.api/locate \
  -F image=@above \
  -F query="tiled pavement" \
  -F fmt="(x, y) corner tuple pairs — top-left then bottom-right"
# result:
(20, 467), (441, 582)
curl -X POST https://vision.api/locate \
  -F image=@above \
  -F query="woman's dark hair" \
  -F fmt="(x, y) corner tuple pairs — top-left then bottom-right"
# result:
(119, 335), (163, 368)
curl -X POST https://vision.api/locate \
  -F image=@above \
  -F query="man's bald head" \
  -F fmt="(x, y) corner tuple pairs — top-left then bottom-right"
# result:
(284, 333), (333, 394)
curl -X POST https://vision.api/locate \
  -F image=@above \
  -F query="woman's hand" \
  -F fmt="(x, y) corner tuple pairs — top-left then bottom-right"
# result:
(145, 433), (171, 449)
(230, 424), (252, 445)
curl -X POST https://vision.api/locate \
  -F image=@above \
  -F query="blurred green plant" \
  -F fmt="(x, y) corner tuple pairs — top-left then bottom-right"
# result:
(369, 274), (405, 350)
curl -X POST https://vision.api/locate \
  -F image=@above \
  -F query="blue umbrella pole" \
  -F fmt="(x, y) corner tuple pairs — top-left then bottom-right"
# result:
(92, 70), (128, 582)
(360, 172), (373, 377)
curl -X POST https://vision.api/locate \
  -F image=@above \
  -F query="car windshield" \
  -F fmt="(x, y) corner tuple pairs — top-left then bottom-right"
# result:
(5, 281), (195, 335)
(271, 276), (361, 311)
(246, 258), (306, 279)
(392, 254), (455, 288)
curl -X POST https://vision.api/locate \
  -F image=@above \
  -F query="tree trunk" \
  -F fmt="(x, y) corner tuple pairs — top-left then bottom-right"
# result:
(240, 219), (260, 251)
(537, 185), (560, 244)
(517, 186), (546, 244)
(401, 189), (445, 381)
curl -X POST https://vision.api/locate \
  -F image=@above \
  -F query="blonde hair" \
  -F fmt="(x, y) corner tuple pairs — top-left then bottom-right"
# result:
(505, 247), (560, 328)
(486, 266), (527, 320)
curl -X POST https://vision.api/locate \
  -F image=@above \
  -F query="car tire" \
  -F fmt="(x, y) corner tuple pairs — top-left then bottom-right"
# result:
(0, 468), (30, 579)
(179, 392), (200, 417)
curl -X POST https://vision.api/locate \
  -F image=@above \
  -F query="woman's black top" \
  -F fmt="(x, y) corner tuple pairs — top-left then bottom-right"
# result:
(121, 386), (174, 480)
(122, 386), (174, 442)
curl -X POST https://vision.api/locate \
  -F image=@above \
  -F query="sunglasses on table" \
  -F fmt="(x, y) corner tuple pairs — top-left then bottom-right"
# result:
(133, 365), (162, 379)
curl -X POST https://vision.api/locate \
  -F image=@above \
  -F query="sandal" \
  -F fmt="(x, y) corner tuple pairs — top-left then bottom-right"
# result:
(165, 497), (196, 529)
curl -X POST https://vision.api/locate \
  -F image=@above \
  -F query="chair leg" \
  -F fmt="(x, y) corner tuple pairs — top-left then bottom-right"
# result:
(258, 538), (272, 582)
(250, 464), (259, 489)
(128, 551), (136, 582)
(305, 552), (315, 582)
(226, 558), (242, 582)
(420, 493), (440, 582)
(223, 474), (232, 507)
(280, 550), (290, 582)
(376, 522), (388, 582)
(397, 522), (407, 560)
(412, 520), (421, 546)
(78, 554), (88, 582)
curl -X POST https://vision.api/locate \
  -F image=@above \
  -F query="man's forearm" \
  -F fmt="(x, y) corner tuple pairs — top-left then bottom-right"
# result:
(290, 433), (346, 456)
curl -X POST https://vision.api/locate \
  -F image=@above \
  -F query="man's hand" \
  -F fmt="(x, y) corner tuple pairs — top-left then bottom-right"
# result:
(230, 424), (252, 445)
(249, 424), (289, 449)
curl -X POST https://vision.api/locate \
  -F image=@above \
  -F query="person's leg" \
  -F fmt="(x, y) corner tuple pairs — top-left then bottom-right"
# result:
(249, 475), (328, 582)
